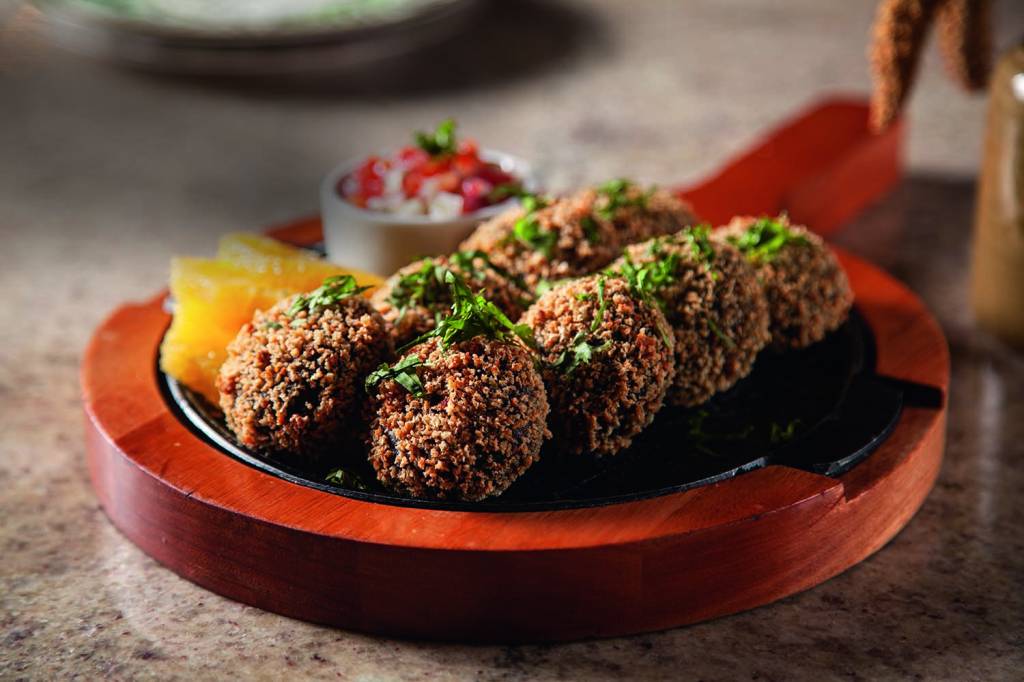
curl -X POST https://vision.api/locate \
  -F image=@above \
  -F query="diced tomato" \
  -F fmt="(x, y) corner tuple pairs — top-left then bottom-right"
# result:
(397, 146), (429, 169)
(453, 152), (481, 177)
(458, 139), (479, 156)
(477, 162), (513, 187)
(402, 169), (424, 198)
(435, 171), (460, 193)
(420, 157), (450, 177)
(461, 177), (493, 213)
(355, 156), (381, 183)
(361, 175), (384, 198)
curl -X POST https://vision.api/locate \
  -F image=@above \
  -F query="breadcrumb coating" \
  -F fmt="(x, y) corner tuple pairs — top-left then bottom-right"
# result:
(217, 295), (393, 458)
(522, 276), (675, 456)
(367, 336), (549, 501)
(371, 253), (533, 348)
(716, 217), (853, 351)
(613, 234), (770, 407)
(460, 186), (698, 291)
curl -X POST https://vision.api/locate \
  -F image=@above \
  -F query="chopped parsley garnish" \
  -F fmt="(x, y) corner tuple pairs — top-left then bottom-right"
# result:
(550, 276), (611, 374)
(677, 224), (716, 265)
(727, 215), (809, 262)
(365, 355), (427, 397)
(388, 259), (450, 312)
(534, 277), (573, 297)
(510, 193), (557, 257)
(288, 275), (371, 317)
(414, 118), (457, 157)
(595, 178), (654, 220)
(389, 252), (532, 315)
(610, 242), (680, 306)
(262, 321), (282, 331)
(705, 316), (736, 349)
(371, 270), (535, 396)
(580, 215), (602, 244)
(610, 225), (717, 306)
(405, 270), (535, 351)
(769, 419), (802, 444)
(450, 250), (530, 291)
(686, 409), (754, 456)
(325, 467), (369, 491)
(488, 182), (529, 203)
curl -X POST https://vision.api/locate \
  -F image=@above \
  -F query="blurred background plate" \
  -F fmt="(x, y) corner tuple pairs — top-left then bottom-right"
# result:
(33, 0), (479, 74)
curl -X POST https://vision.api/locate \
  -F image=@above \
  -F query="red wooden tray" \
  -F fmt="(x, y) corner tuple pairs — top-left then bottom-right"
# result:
(82, 98), (947, 643)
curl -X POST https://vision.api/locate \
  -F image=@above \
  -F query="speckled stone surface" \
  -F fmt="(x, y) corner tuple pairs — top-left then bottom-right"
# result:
(2, 1), (1024, 679)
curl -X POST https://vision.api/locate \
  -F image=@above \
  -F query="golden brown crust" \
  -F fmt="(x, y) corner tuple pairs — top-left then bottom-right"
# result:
(613, 236), (770, 407)
(371, 254), (533, 348)
(601, 187), (699, 245)
(460, 191), (620, 290)
(367, 337), (549, 501)
(717, 217), (853, 351)
(217, 296), (393, 459)
(459, 187), (698, 291)
(522, 276), (675, 456)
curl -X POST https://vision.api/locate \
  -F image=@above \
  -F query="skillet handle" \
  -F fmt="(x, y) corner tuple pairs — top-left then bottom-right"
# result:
(676, 97), (905, 237)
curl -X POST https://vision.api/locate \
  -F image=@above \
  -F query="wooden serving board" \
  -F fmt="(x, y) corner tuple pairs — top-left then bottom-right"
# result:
(81, 98), (947, 643)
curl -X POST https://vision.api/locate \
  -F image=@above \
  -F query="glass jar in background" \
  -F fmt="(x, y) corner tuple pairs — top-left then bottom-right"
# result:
(972, 41), (1024, 349)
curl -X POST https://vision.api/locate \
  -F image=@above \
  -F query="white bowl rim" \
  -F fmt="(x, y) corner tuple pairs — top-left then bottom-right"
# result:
(320, 148), (535, 226)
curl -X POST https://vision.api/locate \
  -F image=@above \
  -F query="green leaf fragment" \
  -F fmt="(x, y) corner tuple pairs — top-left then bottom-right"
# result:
(289, 275), (371, 317)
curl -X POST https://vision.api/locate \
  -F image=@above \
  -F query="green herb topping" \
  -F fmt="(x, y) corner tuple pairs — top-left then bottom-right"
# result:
(389, 252), (532, 316)
(406, 270), (535, 351)
(727, 215), (809, 262)
(414, 118), (457, 157)
(686, 409), (754, 456)
(705, 316), (736, 349)
(769, 419), (802, 444)
(534, 277), (573, 297)
(609, 225), (718, 304)
(510, 193), (557, 257)
(262, 321), (282, 331)
(613, 247), (680, 306)
(325, 467), (369, 491)
(595, 178), (654, 220)
(550, 276), (612, 374)
(580, 215), (602, 244)
(365, 355), (427, 397)
(288, 275), (371, 317)
(388, 259), (450, 313)
(488, 182), (529, 203)
(370, 270), (534, 396)
(677, 224), (716, 265)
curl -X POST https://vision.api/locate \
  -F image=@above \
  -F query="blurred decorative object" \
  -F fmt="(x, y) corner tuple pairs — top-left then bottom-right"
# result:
(868, 0), (992, 131)
(971, 40), (1024, 349)
(34, 0), (477, 74)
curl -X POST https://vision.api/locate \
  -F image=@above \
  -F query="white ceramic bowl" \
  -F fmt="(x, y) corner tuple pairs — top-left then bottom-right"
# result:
(320, 150), (534, 276)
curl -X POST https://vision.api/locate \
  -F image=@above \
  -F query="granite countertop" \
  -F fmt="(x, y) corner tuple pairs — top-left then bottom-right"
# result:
(2, 0), (1023, 679)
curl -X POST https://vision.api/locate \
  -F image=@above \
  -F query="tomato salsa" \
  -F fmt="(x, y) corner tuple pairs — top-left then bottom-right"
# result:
(337, 119), (525, 219)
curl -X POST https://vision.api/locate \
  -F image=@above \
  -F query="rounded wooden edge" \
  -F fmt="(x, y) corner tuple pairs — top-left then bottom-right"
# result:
(81, 231), (949, 641)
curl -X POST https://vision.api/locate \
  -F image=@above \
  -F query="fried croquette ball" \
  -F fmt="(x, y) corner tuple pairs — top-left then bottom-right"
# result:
(522, 275), (675, 456)
(217, 278), (393, 458)
(611, 227), (770, 407)
(367, 336), (549, 501)
(716, 216), (853, 350)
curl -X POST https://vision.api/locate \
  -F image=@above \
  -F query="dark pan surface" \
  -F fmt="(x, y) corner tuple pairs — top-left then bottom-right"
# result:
(163, 307), (936, 512)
